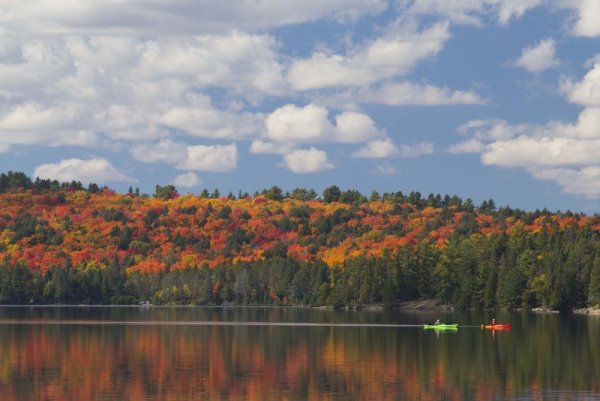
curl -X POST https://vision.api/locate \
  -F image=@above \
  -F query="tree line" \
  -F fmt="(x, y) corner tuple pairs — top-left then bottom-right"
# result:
(2, 229), (599, 310)
(1, 171), (599, 310)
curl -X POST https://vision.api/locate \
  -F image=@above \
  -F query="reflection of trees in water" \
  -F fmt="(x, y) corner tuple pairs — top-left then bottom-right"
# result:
(0, 314), (599, 400)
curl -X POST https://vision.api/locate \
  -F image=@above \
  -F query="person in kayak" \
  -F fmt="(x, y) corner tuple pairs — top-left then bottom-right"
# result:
(435, 319), (440, 325)
(492, 319), (496, 325)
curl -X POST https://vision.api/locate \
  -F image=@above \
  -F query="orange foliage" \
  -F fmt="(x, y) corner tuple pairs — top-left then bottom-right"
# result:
(0, 188), (597, 273)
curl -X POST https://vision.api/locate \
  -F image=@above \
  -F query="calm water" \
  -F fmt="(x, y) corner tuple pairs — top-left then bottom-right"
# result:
(0, 307), (599, 401)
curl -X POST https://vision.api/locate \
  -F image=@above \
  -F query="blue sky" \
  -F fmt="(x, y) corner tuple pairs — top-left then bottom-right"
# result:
(1, 1), (600, 212)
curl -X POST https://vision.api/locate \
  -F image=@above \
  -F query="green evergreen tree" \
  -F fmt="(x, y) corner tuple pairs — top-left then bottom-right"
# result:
(588, 250), (600, 306)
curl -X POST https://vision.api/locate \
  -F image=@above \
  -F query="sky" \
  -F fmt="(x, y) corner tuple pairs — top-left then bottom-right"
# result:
(1, 1), (600, 212)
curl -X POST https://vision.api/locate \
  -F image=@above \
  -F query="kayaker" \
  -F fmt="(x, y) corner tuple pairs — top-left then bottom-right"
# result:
(435, 319), (440, 325)
(492, 319), (496, 325)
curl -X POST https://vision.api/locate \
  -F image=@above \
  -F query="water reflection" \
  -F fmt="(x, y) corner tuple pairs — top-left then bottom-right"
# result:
(0, 308), (598, 401)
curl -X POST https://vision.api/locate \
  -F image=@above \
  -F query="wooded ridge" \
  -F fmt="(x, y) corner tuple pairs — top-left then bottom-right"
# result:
(1, 171), (599, 310)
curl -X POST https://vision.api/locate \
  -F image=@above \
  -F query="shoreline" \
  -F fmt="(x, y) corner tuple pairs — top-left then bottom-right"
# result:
(1, 302), (598, 314)
(0, 298), (454, 311)
(573, 307), (600, 315)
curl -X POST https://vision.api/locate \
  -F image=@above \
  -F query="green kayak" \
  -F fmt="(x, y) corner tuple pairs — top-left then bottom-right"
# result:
(423, 324), (458, 330)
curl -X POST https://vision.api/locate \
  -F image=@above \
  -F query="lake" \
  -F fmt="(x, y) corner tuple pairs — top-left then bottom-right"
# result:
(0, 307), (599, 400)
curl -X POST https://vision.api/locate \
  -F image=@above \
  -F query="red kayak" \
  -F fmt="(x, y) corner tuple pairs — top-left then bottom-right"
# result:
(481, 323), (510, 330)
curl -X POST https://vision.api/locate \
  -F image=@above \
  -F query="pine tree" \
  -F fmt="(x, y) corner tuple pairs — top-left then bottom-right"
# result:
(588, 252), (600, 306)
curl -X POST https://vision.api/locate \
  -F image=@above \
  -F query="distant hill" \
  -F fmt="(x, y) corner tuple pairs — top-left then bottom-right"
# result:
(1, 171), (599, 310)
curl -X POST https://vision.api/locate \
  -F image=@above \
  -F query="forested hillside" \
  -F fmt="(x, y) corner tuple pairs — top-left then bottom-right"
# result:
(1, 171), (599, 310)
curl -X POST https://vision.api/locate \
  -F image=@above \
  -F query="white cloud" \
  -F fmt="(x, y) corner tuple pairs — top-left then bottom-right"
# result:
(334, 112), (383, 143)
(448, 138), (485, 154)
(0, 0), (388, 36)
(130, 139), (186, 164)
(397, 142), (435, 158)
(131, 140), (241, 172)
(513, 38), (559, 73)
(496, 0), (544, 25)
(0, 102), (100, 147)
(139, 33), (285, 95)
(458, 109), (600, 144)
(288, 21), (450, 90)
(571, 108), (600, 138)
(531, 167), (600, 198)
(0, 1), (493, 163)
(450, 62), (600, 199)
(452, 111), (600, 163)
(400, 0), (544, 27)
(353, 138), (434, 158)
(174, 172), (200, 188)
(283, 148), (334, 173)
(265, 103), (333, 143)
(481, 136), (600, 167)
(369, 81), (485, 105)
(565, 0), (600, 37)
(455, 62), (600, 198)
(264, 103), (384, 144)
(353, 138), (398, 158)
(0, 32), (277, 149)
(249, 140), (294, 155)
(585, 54), (600, 69)
(177, 143), (238, 172)
(375, 163), (398, 175)
(457, 118), (534, 141)
(33, 158), (136, 184)
(400, 0), (543, 27)
(329, 81), (486, 107)
(561, 63), (600, 107)
(311, 81), (486, 109)
(159, 94), (264, 139)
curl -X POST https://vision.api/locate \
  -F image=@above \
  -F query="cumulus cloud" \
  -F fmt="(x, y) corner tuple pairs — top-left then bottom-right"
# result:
(33, 158), (136, 184)
(138, 33), (285, 95)
(481, 136), (600, 167)
(457, 118), (535, 141)
(495, 0), (545, 25)
(177, 143), (238, 172)
(450, 60), (600, 198)
(173, 172), (200, 188)
(130, 141), (239, 172)
(265, 104), (333, 143)
(249, 140), (295, 155)
(399, 0), (543, 27)
(564, 0), (600, 37)
(317, 81), (486, 108)
(264, 103), (384, 144)
(0, 0), (543, 185)
(561, 62), (600, 107)
(0, 0), (488, 173)
(283, 148), (334, 173)
(0, 31), (274, 150)
(452, 111), (600, 161)
(353, 138), (434, 158)
(334, 112), (383, 143)
(375, 163), (398, 175)
(531, 167), (600, 198)
(585, 54), (600, 69)
(130, 139), (186, 164)
(288, 22), (450, 90)
(0, 0), (388, 36)
(159, 94), (264, 139)
(363, 81), (485, 106)
(353, 138), (398, 158)
(448, 138), (485, 154)
(513, 38), (559, 73)
(0, 102), (100, 147)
